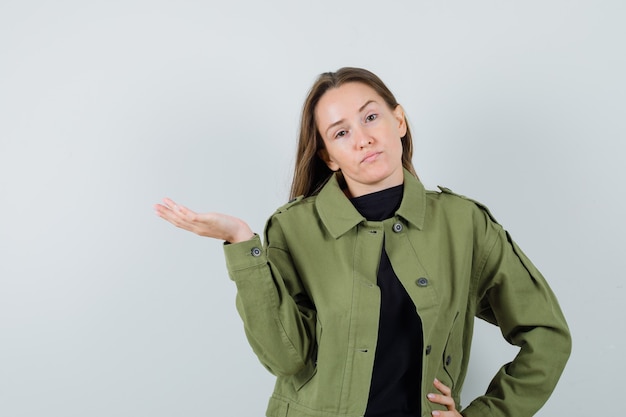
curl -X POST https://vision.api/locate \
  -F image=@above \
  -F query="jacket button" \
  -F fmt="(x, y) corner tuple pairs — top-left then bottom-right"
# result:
(416, 277), (428, 287)
(425, 345), (432, 355)
(446, 355), (452, 366)
(251, 247), (262, 257)
(392, 222), (403, 233)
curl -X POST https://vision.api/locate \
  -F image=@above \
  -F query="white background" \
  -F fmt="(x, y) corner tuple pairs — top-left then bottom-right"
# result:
(1, 1), (624, 416)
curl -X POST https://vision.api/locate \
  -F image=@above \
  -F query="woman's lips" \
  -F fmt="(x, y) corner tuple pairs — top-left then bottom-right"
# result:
(361, 151), (381, 163)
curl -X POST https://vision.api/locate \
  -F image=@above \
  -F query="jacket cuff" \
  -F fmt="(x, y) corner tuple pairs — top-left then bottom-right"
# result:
(223, 234), (266, 276)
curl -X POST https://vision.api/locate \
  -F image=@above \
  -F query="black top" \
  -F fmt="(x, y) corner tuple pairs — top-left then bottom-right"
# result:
(351, 184), (423, 417)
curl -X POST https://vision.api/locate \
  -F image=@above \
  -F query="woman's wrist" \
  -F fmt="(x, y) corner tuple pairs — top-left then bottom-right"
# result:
(227, 222), (255, 244)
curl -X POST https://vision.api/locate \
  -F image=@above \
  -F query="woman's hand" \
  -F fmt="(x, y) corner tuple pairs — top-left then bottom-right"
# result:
(154, 197), (254, 243)
(427, 378), (462, 417)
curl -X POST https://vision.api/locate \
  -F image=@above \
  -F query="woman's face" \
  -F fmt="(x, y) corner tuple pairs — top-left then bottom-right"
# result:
(315, 82), (407, 197)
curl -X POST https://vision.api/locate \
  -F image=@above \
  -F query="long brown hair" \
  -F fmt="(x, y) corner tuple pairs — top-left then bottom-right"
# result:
(290, 67), (417, 199)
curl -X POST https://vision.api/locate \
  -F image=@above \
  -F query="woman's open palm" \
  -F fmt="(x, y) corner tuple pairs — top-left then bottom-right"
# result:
(154, 198), (254, 243)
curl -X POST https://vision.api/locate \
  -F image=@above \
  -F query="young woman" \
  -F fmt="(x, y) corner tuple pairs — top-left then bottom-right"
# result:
(154, 67), (571, 417)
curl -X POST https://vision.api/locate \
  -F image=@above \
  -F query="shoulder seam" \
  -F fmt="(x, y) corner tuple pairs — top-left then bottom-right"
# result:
(436, 185), (499, 224)
(274, 195), (316, 214)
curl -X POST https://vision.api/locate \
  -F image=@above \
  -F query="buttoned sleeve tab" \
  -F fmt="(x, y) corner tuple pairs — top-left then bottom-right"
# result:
(416, 277), (429, 287)
(223, 234), (267, 275)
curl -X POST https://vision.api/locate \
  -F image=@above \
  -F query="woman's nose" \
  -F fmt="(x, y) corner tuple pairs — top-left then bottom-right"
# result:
(354, 126), (372, 148)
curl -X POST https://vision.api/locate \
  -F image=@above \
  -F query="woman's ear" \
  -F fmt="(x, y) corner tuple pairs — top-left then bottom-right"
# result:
(318, 148), (340, 171)
(393, 104), (408, 138)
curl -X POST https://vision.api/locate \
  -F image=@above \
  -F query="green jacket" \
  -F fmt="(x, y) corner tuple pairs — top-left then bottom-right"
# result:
(224, 170), (571, 417)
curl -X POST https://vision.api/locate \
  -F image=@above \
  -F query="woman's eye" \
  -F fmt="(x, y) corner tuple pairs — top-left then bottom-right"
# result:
(365, 114), (378, 122)
(335, 130), (347, 139)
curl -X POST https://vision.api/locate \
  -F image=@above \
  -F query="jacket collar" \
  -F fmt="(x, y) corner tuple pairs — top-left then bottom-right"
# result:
(316, 169), (426, 239)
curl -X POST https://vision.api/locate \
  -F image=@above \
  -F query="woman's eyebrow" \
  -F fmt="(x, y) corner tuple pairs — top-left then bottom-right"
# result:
(324, 100), (379, 136)
(358, 99), (377, 112)
(325, 119), (346, 136)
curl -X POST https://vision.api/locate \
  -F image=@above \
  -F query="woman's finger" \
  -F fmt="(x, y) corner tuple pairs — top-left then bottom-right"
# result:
(155, 200), (196, 231)
(433, 378), (452, 396)
(427, 392), (454, 408)
(431, 412), (462, 417)
(161, 197), (178, 210)
(427, 379), (461, 416)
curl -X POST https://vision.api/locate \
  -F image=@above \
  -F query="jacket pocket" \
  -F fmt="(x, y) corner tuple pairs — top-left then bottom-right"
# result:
(291, 358), (317, 391)
(291, 319), (321, 391)
(442, 311), (462, 389)
(315, 317), (322, 355)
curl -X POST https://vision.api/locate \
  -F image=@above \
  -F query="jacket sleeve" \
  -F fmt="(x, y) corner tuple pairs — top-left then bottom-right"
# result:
(461, 213), (572, 417)
(223, 216), (317, 377)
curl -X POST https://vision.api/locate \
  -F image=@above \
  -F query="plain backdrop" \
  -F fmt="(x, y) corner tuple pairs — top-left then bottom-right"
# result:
(1, 1), (624, 416)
